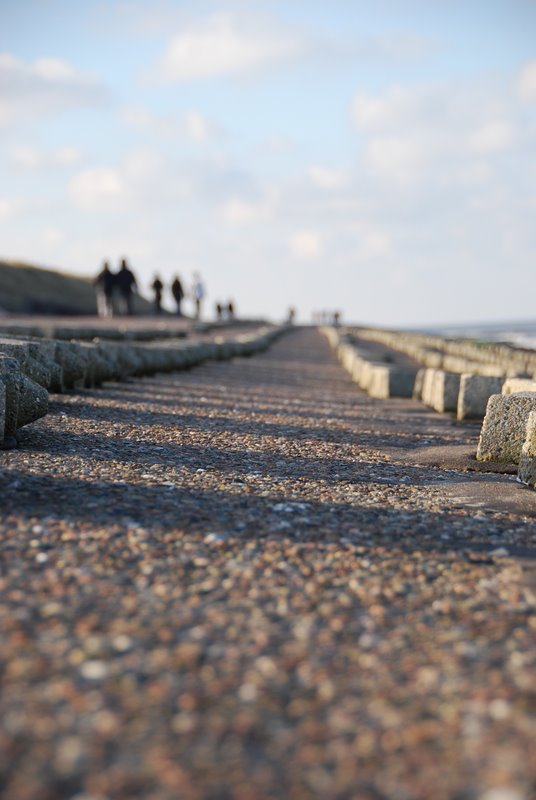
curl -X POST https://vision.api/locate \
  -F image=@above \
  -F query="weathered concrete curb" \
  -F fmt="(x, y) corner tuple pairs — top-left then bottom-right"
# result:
(0, 324), (290, 447)
(476, 392), (536, 464)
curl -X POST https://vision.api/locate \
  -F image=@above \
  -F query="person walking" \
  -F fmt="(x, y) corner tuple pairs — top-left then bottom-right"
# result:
(94, 260), (115, 317)
(116, 258), (137, 316)
(171, 276), (185, 316)
(151, 274), (164, 315)
(191, 272), (205, 320)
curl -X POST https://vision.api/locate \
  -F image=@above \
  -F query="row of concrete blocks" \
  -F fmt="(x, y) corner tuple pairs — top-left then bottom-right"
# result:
(322, 329), (418, 400)
(0, 325), (287, 448)
(414, 369), (536, 420)
(322, 327), (536, 488)
(335, 327), (536, 426)
(0, 319), (241, 341)
(353, 327), (536, 378)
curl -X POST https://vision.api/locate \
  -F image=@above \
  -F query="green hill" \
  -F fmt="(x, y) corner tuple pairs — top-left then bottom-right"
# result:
(0, 260), (151, 315)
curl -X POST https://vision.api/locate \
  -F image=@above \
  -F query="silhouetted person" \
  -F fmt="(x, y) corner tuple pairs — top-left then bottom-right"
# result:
(171, 276), (184, 316)
(227, 301), (235, 320)
(116, 258), (137, 315)
(215, 302), (223, 320)
(333, 310), (341, 327)
(192, 272), (205, 320)
(94, 260), (115, 317)
(151, 274), (164, 315)
(287, 306), (296, 325)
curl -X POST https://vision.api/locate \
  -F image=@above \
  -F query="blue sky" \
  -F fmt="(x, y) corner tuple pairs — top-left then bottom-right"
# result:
(0, 0), (535, 324)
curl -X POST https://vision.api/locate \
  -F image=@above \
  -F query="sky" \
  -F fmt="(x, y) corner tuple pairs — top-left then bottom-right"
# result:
(0, 0), (535, 325)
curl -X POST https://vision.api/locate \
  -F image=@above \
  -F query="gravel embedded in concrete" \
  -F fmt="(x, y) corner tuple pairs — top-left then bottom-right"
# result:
(0, 328), (535, 800)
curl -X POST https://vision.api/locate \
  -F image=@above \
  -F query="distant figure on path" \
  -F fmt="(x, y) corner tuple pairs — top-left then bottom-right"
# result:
(215, 302), (223, 320)
(151, 274), (164, 315)
(227, 301), (235, 320)
(192, 272), (205, 320)
(94, 260), (115, 317)
(171, 276), (185, 316)
(116, 258), (137, 316)
(287, 307), (296, 325)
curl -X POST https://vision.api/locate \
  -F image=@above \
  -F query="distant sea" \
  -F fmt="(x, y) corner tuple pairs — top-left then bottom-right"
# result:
(416, 320), (536, 351)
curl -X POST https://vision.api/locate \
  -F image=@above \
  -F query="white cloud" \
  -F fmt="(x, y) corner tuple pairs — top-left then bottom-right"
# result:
(9, 144), (83, 170)
(10, 145), (41, 170)
(0, 52), (106, 127)
(365, 135), (425, 182)
(353, 85), (417, 132)
(259, 135), (295, 155)
(55, 147), (83, 166)
(289, 230), (323, 260)
(0, 197), (25, 219)
(42, 227), (64, 245)
(457, 161), (493, 187)
(352, 77), (528, 185)
(221, 191), (276, 225)
(469, 120), (514, 154)
(518, 60), (536, 103)
(355, 223), (393, 260)
(121, 105), (222, 143)
(69, 168), (126, 211)
(183, 110), (217, 142)
(33, 57), (79, 81)
(156, 13), (304, 81)
(308, 165), (348, 191)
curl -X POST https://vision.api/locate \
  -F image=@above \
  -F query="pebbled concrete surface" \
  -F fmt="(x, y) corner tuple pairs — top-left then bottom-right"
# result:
(0, 328), (535, 800)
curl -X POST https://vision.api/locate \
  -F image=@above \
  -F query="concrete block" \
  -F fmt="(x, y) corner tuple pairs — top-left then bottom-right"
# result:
(368, 365), (417, 399)
(422, 349), (443, 369)
(430, 370), (460, 413)
(0, 356), (22, 443)
(477, 392), (536, 463)
(421, 369), (438, 407)
(412, 368), (426, 400)
(17, 372), (49, 430)
(0, 355), (48, 445)
(502, 378), (536, 395)
(27, 340), (62, 391)
(457, 374), (503, 421)
(518, 411), (536, 487)
(54, 342), (87, 388)
(358, 360), (376, 391)
(0, 379), (5, 446)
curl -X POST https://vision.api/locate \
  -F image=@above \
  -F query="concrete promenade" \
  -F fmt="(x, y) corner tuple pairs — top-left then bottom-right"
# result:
(1, 327), (535, 800)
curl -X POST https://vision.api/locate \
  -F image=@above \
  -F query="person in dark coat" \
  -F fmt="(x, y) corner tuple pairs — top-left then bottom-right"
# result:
(151, 274), (164, 314)
(94, 260), (115, 317)
(171, 276), (185, 316)
(116, 258), (137, 315)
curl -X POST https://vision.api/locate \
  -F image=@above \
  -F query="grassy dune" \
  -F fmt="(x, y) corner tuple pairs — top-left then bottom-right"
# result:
(0, 260), (151, 315)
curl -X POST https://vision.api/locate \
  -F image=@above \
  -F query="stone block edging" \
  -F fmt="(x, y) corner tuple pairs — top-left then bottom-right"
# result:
(0, 324), (290, 448)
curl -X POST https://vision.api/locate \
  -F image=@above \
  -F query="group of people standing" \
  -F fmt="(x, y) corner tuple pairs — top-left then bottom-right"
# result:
(94, 259), (206, 319)
(150, 272), (204, 318)
(94, 259), (138, 317)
